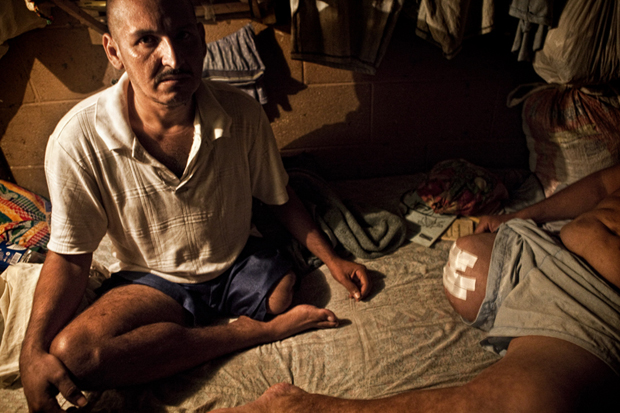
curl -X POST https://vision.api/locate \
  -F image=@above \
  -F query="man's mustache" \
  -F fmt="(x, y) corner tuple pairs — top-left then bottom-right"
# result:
(155, 69), (193, 85)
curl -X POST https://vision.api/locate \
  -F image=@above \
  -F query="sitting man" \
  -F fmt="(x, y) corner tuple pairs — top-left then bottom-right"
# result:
(18, 0), (370, 411)
(214, 164), (620, 413)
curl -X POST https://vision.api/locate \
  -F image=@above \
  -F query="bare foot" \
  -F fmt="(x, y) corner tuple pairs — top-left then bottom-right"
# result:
(267, 304), (339, 341)
(211, 383), (311, 413)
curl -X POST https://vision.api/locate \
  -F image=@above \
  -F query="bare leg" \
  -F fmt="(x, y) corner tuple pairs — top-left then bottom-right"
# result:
(266, 271), (296, 315)
(443, 233), (496, 322)
(50, 283), (337, 389)
(211, 336), (619, 413)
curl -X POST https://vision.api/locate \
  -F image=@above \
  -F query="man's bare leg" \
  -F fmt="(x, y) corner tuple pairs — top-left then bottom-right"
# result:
(50, 281), (337, 389)
(266, 271), (296, 315)
(211, 335), (618, 413)
(212, 231), (619, 412)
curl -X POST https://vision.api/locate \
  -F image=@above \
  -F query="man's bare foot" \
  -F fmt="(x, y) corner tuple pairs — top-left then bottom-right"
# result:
(267, 304), (339, 340)
(211, 382), (311, 413)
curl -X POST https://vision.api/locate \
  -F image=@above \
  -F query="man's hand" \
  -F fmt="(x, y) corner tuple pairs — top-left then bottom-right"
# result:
(21, 349), (87, 412)
(474, 213), (517, 234)
(327, 257), (371, 301)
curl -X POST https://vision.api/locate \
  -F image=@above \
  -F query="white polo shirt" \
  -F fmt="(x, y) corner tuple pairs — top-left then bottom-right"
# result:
(45, 73), (289, 283)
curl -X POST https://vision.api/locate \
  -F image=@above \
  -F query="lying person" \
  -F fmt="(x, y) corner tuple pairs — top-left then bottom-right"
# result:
(18, 0), (370, 411)
(213, 163), (620, 413)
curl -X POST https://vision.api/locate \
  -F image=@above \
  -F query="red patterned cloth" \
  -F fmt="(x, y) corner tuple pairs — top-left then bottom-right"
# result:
(416, 159), (507, 216)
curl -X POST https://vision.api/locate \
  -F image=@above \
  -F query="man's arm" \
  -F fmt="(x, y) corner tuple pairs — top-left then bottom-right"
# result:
(269, 185), (371, 301)
(20, 251), (92, 412)
(476, 164), (620, 233)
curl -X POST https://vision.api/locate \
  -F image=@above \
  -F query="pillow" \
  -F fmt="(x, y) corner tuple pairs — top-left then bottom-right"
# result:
(0, 180), (51, 250)
(414, 159), (508, 216)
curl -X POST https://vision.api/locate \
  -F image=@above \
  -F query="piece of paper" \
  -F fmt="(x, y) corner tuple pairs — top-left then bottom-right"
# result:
(402, 192), (456, 247)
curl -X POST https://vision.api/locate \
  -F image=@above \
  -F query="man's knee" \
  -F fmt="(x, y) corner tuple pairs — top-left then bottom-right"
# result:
(49, 326), (103, 385)
(267, 271), (296, 315)
(442, 234), (494, 322)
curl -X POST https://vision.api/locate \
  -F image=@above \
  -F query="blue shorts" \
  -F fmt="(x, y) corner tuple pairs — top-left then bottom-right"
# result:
(96, 237), (292, 325)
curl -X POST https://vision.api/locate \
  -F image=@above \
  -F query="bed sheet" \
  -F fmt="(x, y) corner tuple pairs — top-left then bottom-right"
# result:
(0, 174), (503, 411)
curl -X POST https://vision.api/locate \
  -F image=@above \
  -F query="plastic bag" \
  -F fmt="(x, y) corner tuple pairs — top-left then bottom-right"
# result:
(532, 0), (620, 85)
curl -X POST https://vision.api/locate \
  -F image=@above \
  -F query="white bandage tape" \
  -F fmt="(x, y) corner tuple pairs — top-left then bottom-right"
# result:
(443, 243), (477, 300)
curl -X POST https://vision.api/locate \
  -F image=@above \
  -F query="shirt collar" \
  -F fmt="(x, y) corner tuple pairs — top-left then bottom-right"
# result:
(194, 79), (232, 143)
(94, 73), (232, 151)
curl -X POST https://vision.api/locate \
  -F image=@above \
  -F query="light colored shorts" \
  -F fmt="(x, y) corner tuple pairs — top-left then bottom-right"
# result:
(470, 218), (620, 376)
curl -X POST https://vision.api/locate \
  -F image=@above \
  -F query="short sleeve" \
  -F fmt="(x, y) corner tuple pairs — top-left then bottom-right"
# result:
(248, 107), (289, 205)
(45, 109), (108, 254)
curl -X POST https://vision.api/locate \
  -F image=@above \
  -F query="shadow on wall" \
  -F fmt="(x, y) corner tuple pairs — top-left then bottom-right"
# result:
(0, 21), (119, 186)
(254, 25), (307, 122)
(269, 17), (538, 181)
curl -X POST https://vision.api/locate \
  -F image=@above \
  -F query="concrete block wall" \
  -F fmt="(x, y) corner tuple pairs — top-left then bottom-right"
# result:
(0, 8), (540, 198)
(0, 10), (122, 198)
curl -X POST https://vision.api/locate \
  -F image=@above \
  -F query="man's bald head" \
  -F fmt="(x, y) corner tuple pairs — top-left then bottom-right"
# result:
(106, 0), (197, 38)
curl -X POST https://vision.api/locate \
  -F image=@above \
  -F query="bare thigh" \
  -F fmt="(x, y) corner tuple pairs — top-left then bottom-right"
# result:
(443, 233), (496, 322)
(51, 284), (186, 358)
(467, 335), (620, 412)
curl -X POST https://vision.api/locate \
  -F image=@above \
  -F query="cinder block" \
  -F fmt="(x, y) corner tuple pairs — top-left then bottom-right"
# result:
(0, 101), (79, 168)
(360, 143), (428, 177)
(272, 83), (371, 150)
(303, 61), (371, 85)
(280, 146), (367, 180)
(0, 43), (36, 108)
(372, 80), (499, 145)
(258, 26), (303, 90)
(489, 78), (524, 143)
(20, 27), (116, 102)
(259, 27), (305, 121)
(281, 141), (427, 180)
(426, 140), (528, 171)
(11, 166), (49, 199)
(203, 19), (254, 43)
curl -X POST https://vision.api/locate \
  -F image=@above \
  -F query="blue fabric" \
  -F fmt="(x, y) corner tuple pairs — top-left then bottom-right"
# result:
(202, 24), (268, 104)
(97, 237), (292, 325)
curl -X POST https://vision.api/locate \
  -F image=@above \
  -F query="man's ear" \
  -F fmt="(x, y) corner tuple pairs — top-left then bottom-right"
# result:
(102, 33), (125, 70)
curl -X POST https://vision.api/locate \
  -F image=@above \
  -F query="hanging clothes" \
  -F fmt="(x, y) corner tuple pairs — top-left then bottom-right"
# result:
(290, 0), (404, 75)
(202, 24), (268, 104)
(415, 0), (495, 60)
(509, 0), (556, 61)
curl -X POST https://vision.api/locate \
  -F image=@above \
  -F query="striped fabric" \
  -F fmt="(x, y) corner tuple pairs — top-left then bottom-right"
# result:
(0, 181), (51, 250)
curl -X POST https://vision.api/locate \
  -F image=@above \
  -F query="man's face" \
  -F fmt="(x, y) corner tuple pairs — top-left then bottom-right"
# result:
(105, 0), (206, 107)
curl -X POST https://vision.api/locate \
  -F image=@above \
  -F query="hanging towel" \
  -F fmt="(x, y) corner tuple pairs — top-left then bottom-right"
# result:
(202, 24), (268, 104)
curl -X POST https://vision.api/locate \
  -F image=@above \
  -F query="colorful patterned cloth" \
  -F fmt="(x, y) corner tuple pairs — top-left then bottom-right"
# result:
(415, 159), (508, 216)
(0, 180), (50, 251)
